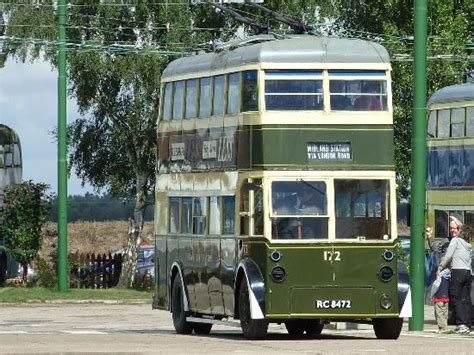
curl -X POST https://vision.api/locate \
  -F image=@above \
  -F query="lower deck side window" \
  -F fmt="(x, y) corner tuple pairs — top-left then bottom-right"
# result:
(169, 195), (235, 235)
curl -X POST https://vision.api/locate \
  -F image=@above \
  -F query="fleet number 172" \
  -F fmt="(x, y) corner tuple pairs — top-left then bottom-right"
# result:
(323, 250), (341, 261)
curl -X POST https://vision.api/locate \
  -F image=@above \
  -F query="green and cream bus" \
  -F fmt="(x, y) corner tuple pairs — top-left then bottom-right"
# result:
(152, 35), (409, 339)
(426, 82), (474, 236)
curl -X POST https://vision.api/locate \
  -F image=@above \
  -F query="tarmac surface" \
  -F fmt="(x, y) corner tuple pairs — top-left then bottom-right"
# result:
(0, 301), (472, 354)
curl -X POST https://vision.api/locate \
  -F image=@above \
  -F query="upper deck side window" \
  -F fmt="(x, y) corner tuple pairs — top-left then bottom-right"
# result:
(242, 70), (258, 112)
(427, 106), (474, 138)
(199, 77), (212, 118)
(212, 75), (226, 117)
(265, 70), (323, 111)
(162, 82), (173, 121)
(160, 70), (259, 122)
(173, 81), (185, 120)
(185, 79), (198, 119)
(329, 71), (388, 111)
(0, 143), (19, 168)
(13, 144), (21, 167)
(227, 72), (241, 115)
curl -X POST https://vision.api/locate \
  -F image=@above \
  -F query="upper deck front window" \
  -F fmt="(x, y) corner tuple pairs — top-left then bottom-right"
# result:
(265, 71), (323, 111)
(329, 71), (388, 111)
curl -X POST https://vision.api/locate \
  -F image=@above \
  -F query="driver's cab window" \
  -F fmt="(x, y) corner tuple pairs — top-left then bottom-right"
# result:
(271, 180), (328, 240)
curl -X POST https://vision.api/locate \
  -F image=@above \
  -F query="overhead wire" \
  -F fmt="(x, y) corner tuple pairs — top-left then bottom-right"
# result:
(0, 2), (471, 62)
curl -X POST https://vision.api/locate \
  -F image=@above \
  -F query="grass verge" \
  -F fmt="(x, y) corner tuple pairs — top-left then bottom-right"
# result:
(0, 287), (151, 303)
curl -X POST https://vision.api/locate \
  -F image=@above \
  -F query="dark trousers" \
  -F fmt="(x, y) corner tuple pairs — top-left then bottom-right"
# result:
(450, 269), (472, 327)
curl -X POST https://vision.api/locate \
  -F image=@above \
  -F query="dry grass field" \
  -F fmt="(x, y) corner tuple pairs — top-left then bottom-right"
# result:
(39, 221), (410, 257)
(40, 221), (154, 257)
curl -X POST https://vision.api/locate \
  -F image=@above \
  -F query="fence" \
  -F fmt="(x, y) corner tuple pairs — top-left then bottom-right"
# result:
(70, 252), (123, 289)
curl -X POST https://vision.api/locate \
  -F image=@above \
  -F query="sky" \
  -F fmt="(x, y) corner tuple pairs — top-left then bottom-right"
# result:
(0, 58), (93, 195)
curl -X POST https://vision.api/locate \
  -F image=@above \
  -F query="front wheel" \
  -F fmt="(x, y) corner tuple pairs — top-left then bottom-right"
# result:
(239, 279), (268, 340)
(171, 273), (193, 334)
(372, 318), (403, 339)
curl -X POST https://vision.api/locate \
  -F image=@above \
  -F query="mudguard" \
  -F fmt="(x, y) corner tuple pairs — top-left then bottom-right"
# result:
(169, 262), (189, 312)
(237, 258), (265, 319)
(397, 259), (412, 318)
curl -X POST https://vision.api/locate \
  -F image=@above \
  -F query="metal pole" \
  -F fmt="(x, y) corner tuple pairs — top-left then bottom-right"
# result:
(57, 0), (68, 292)
(409, 0), (428, 331)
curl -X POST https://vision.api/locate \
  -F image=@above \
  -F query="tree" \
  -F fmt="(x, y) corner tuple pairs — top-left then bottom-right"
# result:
(2, 1), (471, 287)
(3, 1), (216, 288)
(329, 0), (473, 199)
(0, 181), (53, 283)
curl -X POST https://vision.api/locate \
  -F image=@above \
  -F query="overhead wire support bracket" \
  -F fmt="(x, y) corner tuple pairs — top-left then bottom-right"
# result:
(204, 0), (269, 34)
(245, 1), (314, 35)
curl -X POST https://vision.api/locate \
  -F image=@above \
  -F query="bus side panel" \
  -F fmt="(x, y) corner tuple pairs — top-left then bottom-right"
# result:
(207, 237), (225, 315)
(221, 237), (238, 316)
(179, 237), (197, 310)
(193, 238), (214, 314)
(154, 235), (168, 309)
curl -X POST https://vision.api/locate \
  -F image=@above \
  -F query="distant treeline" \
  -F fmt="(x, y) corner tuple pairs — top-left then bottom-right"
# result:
(49, 194), (154, 222)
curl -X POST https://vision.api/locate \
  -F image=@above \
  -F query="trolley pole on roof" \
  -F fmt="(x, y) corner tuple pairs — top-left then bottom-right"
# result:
(409, 0), (428, 331)
(57, 0), (68, 292)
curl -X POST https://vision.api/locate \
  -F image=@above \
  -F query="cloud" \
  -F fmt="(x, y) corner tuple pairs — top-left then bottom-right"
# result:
(0, 58), (92, 195)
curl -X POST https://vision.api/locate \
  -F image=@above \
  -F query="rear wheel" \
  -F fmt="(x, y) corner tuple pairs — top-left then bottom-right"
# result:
(239, 279), (268, 340)
(171, 273), (193, 334)
(192, 322), (213, 335)
(372, 318), (403, 339)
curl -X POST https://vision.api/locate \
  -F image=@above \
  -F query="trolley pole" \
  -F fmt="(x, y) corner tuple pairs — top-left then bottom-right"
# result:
(57, 0), (68, 292)
(409, 0), (428, 331)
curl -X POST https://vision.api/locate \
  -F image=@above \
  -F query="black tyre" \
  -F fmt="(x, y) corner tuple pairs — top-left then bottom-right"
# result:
(171, 273), (193, 334)
(239, 279), (268, 340)
(192, 322), (213, 335)
(372, 317), (403, 339)
(305, 320), (324, 337)
(285, 320), (306, 337)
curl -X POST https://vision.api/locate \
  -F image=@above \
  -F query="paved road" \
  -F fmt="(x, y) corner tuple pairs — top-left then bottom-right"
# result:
(0, 303), (472, 353)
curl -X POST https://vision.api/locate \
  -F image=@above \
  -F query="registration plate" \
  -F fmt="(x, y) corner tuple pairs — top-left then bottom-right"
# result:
(315, 300), (352, 309)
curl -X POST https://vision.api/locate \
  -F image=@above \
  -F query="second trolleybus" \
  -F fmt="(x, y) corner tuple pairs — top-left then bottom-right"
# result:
(152, 35), (410, 339)
(426, 82), (474, 236)
(0, 124), (22, 284)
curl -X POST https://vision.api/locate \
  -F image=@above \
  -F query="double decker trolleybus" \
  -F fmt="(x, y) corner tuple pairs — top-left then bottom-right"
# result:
(152, 35), (409, 340)
(426, 82), (474, 236)
(0, 124), (22, 284)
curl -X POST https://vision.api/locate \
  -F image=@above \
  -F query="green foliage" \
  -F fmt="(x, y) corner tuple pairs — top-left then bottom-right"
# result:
(2, 1), (472, 204)
(0, 181), (53, 282)
(34, 255), (58, 289)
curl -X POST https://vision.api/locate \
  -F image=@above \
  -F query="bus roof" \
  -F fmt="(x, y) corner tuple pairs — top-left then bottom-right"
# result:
(427, 82), (474, 107)
(0, 124), (20, 145)
(162, 35), (390, 80)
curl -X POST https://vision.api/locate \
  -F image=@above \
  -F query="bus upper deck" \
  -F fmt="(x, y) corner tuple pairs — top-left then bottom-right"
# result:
(157, 36), (393, 175)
